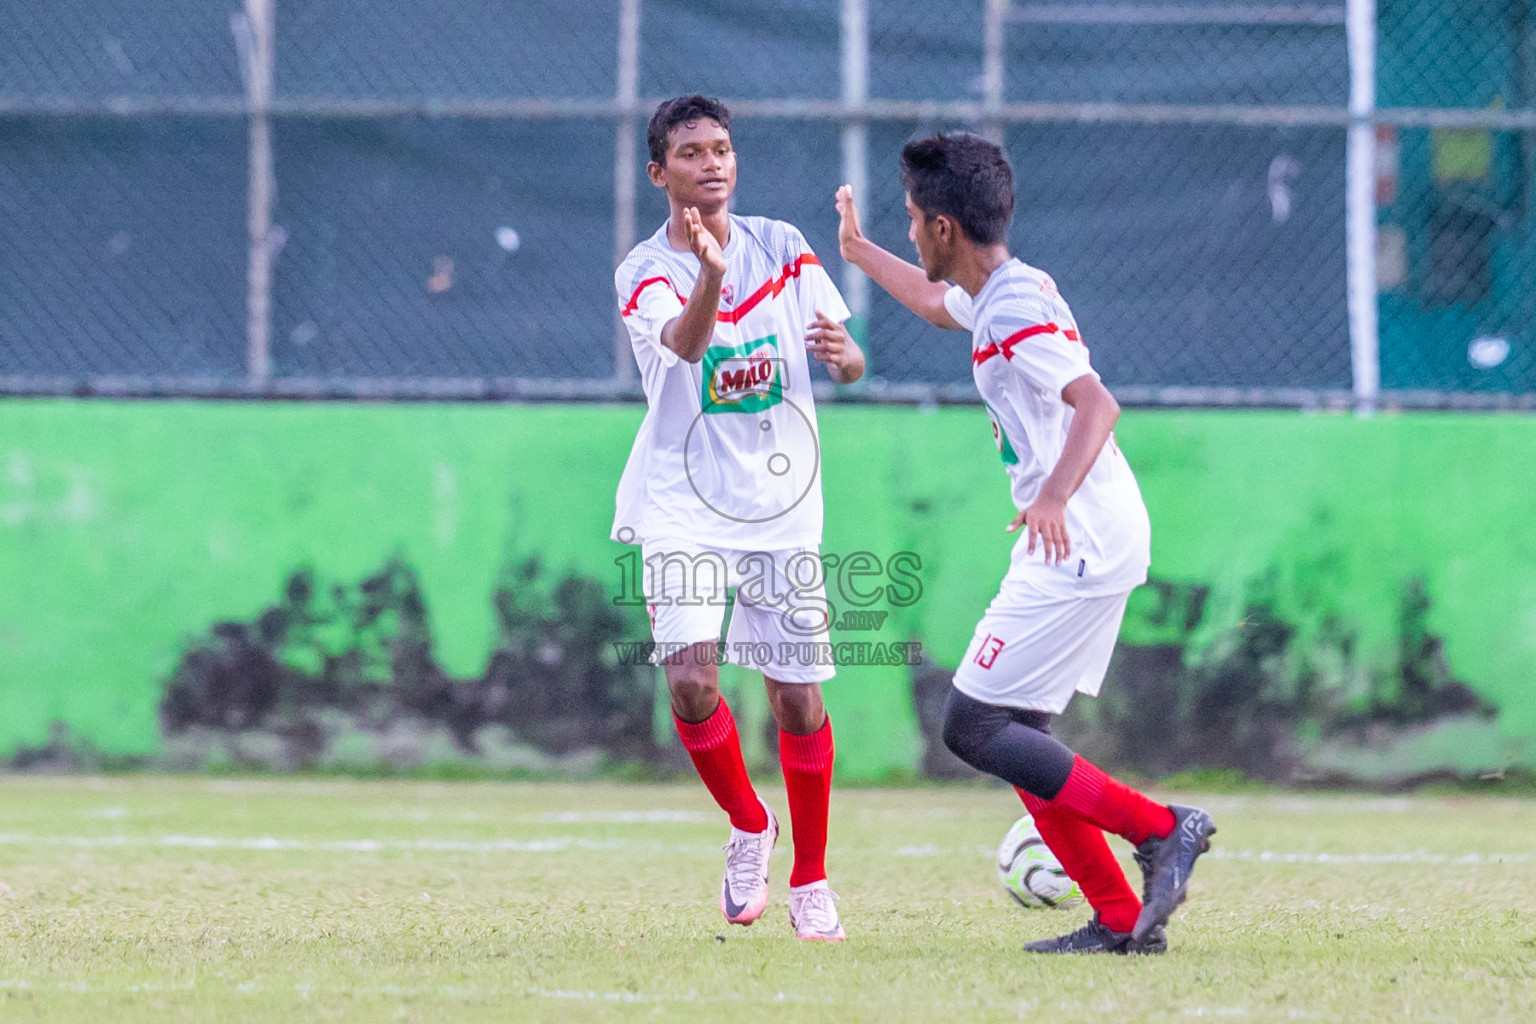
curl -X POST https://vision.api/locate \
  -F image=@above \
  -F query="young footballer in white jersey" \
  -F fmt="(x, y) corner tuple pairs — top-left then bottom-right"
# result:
(613, 96), (865, 941)
(835, 133), (1216, 954)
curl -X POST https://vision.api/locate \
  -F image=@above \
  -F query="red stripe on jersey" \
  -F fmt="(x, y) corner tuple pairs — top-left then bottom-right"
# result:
(715, 254), (820, 324)
(999, 323), (1064, 360)
(622, 254), (821, 323)
(620, 276), (687, 317)
(973, 322), (1084, 366)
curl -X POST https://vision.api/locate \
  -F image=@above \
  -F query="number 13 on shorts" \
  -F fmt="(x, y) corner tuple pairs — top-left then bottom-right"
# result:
(973, 634), (1006, 670)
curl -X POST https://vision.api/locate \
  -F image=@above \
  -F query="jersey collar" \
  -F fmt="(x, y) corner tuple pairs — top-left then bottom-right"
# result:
(975, 257), (1023, 308)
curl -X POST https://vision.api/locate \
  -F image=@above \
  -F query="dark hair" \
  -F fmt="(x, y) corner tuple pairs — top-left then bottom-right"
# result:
(647, 95), (731, 165)
(899, 133), (1014, 245)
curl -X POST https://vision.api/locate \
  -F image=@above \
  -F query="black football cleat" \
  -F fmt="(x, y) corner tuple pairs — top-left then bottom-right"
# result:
(1131, 804), (1217, 944)
(1023, 913), (1167, 955)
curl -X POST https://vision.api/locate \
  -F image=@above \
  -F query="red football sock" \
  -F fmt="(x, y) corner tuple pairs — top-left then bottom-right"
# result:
(779, 716), (835, 888)
(1018, 788), (1141, 933)
(1049, 755), (1175, 846)
(674, 700), (768, 833)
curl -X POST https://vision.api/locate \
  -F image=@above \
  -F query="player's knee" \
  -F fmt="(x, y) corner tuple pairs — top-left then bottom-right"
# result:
(941, 686), (990, 767)
(767, 683), (824, 735)
(665, 665), (720, 721)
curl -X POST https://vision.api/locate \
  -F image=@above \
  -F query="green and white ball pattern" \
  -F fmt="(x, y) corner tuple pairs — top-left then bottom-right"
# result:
(996, 813), (1084, 909)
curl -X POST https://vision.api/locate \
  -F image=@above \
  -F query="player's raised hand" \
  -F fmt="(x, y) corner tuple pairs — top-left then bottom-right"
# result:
(683, 206), (727, 275)
(835, 185), (865, 262)
(1007, 496), (1071, 566)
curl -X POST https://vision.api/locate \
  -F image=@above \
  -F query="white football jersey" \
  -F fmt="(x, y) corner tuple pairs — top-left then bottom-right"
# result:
(613, 215), (850, 550)
(945, 259), (1150, 596)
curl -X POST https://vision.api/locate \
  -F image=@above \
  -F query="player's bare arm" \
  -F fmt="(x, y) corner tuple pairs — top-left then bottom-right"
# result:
(805, 310), (866, 384)
(835, 184), (961, 330)
(1006, 373), (1121, 565)
(660, 206), (727, 363)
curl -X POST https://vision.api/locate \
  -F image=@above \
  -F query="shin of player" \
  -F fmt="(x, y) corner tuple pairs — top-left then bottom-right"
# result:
(836, 134), (1216, 954)
(614, 96), (863, 941)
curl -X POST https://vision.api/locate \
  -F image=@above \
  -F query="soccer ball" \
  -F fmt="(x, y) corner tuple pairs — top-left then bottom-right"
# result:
(996, 813), (1083, 909)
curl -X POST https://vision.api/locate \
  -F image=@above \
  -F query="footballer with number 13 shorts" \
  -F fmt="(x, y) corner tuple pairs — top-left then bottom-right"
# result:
(836, 133), (1217, 955)
(612, 96), (866, 941)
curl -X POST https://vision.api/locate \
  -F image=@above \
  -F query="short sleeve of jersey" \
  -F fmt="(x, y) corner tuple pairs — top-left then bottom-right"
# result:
(944, 285), (975, 330)
(783, 226), (851, 326)
(616, 261), (684, 368)
(989, 306), (1099, 397)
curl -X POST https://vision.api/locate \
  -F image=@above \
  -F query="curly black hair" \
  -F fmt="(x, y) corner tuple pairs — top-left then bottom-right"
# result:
(647, 95), (732, 165)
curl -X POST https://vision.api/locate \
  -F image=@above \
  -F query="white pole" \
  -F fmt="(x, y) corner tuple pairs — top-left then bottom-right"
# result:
(840, 0), (870, 351)
(243, 0), (276, 388)
(982, 0), (1008, 144)
(1345, 0), (1379, 414)
(613, 0), (642, 387)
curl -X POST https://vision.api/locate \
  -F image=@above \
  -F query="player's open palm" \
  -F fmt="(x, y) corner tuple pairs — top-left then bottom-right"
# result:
(835, 185), (864, 262)
(683, 206), (726, 275)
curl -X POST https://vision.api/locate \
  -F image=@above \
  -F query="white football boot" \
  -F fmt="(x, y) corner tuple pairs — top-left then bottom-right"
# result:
(719, 799), (777, 925)
(788, 879), (846, 942)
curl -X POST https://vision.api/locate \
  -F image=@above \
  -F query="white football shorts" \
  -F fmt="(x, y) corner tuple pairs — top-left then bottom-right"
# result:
(951, 569), (1131, 714)
(641, 539), (835, 685)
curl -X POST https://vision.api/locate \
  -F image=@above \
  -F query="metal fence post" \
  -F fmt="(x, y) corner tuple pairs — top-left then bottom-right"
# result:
(239, 0), (276, 389)
(1346, 0), (1380, 415)
(840, 0), (871, 358)
(982, 0), (1008, 144)
(613, 0), (642, 387)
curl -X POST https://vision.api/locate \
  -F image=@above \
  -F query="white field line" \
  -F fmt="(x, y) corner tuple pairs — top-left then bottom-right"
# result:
(528, 988), (833, 1004)
(1177, 1009), (1334, 1020)
(0, 833), (1526, 866)
(0, 979), (1323, 1019)
(0, 833), (719, 855)
(0, 978), (832, 1004)
(530, 810), (709, 824)
(1209, 848), (1531, 865)
(1192, 797), (1415, 815)
(76, 808), (709, 826)
(893, 843), (1531, 865)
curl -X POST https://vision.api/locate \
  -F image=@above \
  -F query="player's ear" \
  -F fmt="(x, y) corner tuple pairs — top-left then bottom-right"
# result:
(646, 161), (667, 188)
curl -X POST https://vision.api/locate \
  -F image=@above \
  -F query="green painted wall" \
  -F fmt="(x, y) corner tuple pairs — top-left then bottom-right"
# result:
(2, 401), (1534, 777)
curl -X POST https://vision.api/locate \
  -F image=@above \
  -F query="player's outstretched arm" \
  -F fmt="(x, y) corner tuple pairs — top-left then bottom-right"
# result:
(660, 206), (727, 363)
(836, 185), (961, 330)
(806, 311), (866, 384)
(1006, 374), (1120, 565)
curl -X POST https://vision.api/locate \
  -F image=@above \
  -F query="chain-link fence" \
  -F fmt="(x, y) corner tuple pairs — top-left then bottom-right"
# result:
(1, 0), (1533, 406)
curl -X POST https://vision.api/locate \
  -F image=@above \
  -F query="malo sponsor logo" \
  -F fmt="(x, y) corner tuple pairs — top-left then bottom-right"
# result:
(701, 335), (785, 414)
(717, 355), (773, 395)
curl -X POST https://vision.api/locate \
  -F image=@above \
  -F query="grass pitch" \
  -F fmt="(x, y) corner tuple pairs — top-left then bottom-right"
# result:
(0, 777), (1532, 1022)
